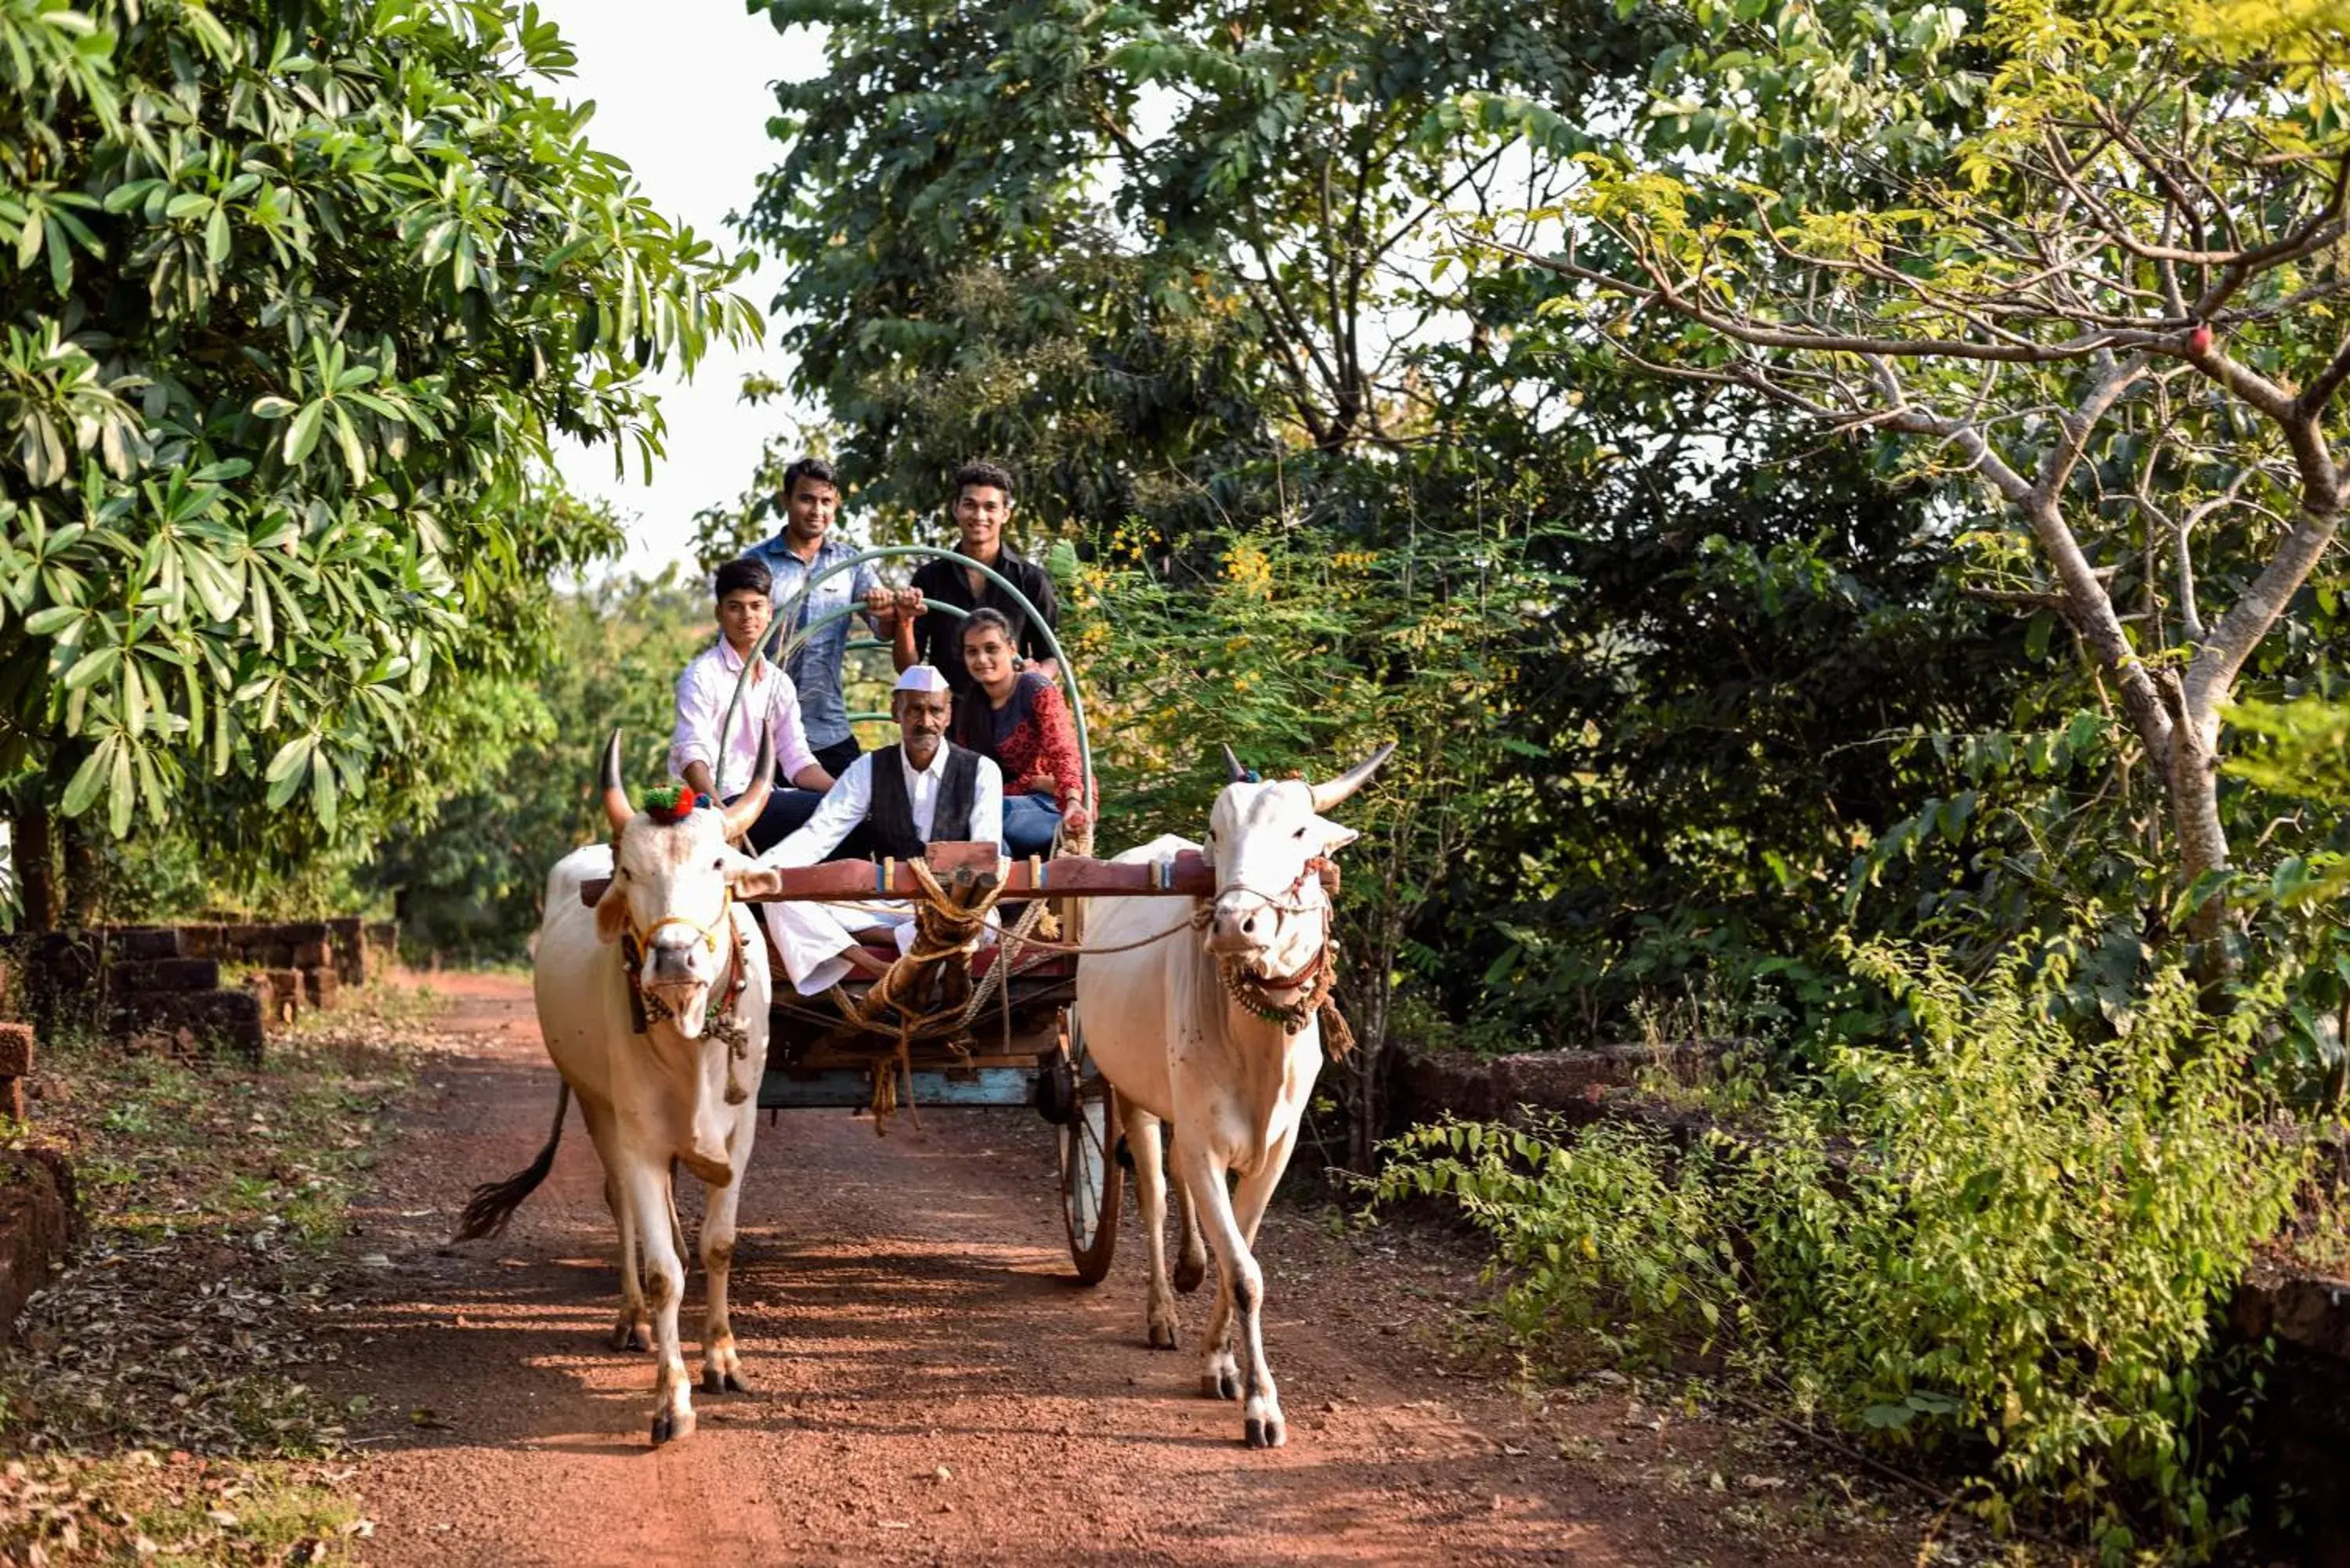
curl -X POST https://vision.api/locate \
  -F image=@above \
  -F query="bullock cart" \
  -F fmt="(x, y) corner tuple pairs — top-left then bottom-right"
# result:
(710, 540), (1178, 1281)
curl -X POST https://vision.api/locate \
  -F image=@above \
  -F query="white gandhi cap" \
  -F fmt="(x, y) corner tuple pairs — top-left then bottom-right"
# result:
(893, 664), (952, 694)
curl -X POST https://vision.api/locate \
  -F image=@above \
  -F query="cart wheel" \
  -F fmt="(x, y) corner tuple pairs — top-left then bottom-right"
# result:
(1059, 1010), (1122, 1285)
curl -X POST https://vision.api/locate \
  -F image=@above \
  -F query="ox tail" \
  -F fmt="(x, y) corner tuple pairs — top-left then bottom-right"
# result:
(452, 1082), (571, 1242)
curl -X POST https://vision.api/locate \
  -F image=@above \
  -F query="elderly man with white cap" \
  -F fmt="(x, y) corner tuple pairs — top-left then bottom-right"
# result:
(759, 664), (1005, 995)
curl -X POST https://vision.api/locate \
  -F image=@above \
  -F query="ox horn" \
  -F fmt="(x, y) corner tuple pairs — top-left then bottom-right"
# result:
(1310, 741), (1396, 814)
(600, 729), (634, 834)
(720, 728), (775, 844)
(1221, 742), (1249, 784)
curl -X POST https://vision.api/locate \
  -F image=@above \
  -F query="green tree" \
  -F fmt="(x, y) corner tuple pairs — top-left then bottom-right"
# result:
(740, 0), (1674, 526)
(741, 0), (2073, 1057)
(0, 0), (757, 922)
(1455, 421), (2041, 1048)
(1463, 0), (2350, 964)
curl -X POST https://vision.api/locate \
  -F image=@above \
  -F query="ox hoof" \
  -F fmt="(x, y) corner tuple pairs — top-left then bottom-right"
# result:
(613, 1321), (650, 1353)
(703, 1364), (753, 1395)
(1173, 1256), (1207, 1295)
(1244, 1411), (1288, 1449)
(650, 1407), (696, 1447)
(1202, 1364), (1242, 1401)
(1148, 1320), (1179, 1351)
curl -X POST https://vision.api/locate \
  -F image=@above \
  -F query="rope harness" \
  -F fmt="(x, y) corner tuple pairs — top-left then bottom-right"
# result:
(1190, 854), (1355, 1058)
(790, 823), (1355, 1133)
(823, 856), (1019, 1130)
(801, 812), (1108, 1134)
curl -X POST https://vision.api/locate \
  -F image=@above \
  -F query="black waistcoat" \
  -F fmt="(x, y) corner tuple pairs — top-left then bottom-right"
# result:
(866, 744), (979, 860)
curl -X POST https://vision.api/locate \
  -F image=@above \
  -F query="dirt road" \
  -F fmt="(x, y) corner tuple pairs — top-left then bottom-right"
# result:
(327, 975), (1926, 1566)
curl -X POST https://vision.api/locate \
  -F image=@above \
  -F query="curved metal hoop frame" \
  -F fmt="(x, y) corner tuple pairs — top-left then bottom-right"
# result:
(710, 545), (1094, 814)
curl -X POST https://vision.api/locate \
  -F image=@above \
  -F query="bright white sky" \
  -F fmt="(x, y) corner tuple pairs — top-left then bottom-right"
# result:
(538, 1), (825, 578)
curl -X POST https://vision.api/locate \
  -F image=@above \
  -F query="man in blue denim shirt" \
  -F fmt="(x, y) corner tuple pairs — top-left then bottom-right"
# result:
(742, 457), (888, 780)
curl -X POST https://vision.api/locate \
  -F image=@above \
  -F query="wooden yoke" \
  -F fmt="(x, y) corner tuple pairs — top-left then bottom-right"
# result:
(578, 843), (1212, 908)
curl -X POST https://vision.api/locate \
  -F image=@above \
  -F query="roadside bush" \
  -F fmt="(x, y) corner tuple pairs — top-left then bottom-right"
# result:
(1377, 939), (2311, 1559)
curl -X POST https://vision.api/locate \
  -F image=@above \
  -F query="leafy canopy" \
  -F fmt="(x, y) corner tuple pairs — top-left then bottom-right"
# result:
(0, 0), (758, 836)
(740, 0), (1672, 526)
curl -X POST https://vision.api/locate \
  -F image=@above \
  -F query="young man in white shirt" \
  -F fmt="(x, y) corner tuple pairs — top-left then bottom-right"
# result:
(759, 665), (1004, 995)
(668, 558), (834, 851)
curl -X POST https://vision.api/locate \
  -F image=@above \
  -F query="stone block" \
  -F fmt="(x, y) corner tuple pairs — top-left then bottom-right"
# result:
(326, 918), (365, 985)
(300, 967), (339, 1009)
(245, 971), (306, 1029)
(102, 927), (182, 961)
(114, 990), (263, 1063)
(0, 1022), (31, 1078)
(2232, 1267), (2350, 1563)
(0, 1020), (29, 1122)
(173, 923), (226, 959)
(110, 957), (222, 995)
(1390, 1040), (1736, 1132)
(291, 941), (331, 969)
(0, 1148), (73, 1332)
(271, 921), (330, 946)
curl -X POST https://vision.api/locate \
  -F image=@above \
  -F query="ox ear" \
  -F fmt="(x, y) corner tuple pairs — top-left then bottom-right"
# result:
(1311, 815), (1359, 855)
(724, 855), (786, 901)
(593, 875), (631, 946)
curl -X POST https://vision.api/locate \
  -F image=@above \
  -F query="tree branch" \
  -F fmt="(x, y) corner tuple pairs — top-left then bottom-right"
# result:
(1480, 232), (2166, 365)
(2186, 487), (2346, 727)
(2034, 352), (2150, 505)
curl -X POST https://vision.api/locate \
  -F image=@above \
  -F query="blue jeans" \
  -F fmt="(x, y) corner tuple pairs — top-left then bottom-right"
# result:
(727, 782), (869, 860)
(1002, 792), (1063, 857)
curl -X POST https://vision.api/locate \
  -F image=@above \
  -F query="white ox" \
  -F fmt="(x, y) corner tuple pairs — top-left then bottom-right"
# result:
(456, 732), (783, 1446)
(1075, 742), (1391, 1447)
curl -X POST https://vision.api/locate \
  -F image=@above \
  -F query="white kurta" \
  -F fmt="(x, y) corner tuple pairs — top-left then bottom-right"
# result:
(759, 745), (1005, 995)
(667, 638), (819, 795)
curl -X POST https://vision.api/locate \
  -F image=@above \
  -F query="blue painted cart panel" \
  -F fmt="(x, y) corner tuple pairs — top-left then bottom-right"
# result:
(759, 1067), (1036, 1110)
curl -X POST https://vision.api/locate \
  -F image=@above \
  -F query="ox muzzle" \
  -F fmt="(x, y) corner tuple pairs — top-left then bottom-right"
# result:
(1206, 891), (1281, 959)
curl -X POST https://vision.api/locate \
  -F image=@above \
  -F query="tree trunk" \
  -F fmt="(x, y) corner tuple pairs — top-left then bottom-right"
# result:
(1347, 983), (1389, 1172)
(10, 793), (57, 933)
(60, 815), (101, 930)
(2165, 708), (2232, 970)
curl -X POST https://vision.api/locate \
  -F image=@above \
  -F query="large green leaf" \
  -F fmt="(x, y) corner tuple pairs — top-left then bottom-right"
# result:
(60, 737), (113, 817)
(283, 399), (325, 464)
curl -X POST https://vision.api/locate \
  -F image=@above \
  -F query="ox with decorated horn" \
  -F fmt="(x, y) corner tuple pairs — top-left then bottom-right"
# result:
(1075, 739), (1394, 1447)
(455, 728), (786, 1446)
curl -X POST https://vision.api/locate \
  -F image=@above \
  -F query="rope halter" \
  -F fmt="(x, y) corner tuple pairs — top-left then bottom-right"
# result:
(1195, 854), (1350, 1053)
(616, 883), (754, 1101)
(628, 885), (736, 962)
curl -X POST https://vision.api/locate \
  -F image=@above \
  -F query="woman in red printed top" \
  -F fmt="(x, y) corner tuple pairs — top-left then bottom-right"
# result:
(953, 608), (1093, 855)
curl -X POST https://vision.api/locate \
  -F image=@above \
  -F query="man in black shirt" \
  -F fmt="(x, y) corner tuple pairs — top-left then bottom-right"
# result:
(881, 461), (1060, 695)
